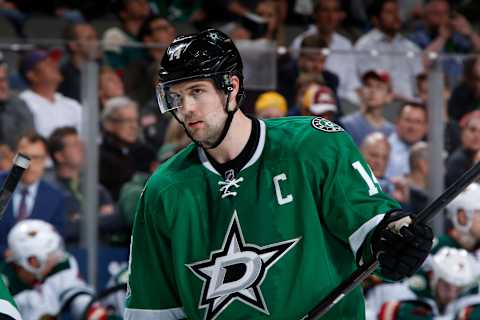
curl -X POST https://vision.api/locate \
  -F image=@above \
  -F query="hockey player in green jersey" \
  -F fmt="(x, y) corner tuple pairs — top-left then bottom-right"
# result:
(0, 276), (21, 320)
(125, 28), (434, 320)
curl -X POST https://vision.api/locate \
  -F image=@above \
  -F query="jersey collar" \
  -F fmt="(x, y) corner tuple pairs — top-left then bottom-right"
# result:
(198, 119), (266, 176)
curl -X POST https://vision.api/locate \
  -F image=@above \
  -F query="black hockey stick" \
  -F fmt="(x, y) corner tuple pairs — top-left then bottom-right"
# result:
(305, 161), (480, 319)
(0, 153), (30, 220)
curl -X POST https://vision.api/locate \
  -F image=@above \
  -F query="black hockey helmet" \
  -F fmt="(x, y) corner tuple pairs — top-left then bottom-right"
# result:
(156, 28), (245, 113)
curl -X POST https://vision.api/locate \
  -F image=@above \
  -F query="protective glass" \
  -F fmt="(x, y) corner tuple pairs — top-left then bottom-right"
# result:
(155, 73), (229, 113)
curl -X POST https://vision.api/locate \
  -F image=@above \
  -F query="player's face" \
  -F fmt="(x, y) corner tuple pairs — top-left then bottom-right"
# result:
(435, 278), (462, 307)
(170, 79), (229, 148)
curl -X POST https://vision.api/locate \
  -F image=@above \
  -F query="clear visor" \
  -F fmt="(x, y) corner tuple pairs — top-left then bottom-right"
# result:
(156, 83), (182, 114)
(155, 73), (229, 113)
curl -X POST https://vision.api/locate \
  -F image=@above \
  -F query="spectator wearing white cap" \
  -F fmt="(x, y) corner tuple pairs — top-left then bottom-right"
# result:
(340, 69), (395, 146)
(301, 84), (338, 121)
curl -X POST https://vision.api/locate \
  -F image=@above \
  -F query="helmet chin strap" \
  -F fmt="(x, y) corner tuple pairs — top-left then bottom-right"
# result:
(171, 90), (238, 149)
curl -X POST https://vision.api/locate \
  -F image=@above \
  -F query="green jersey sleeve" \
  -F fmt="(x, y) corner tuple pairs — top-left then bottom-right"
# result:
(124, 184), (186, 320)
(300, 121), (401, 263)
(0, 277), (22, 320)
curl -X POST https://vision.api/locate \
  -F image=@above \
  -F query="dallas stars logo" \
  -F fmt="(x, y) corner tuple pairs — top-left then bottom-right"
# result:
(187, 211), (300, 320)
(311, 117), (344, 132)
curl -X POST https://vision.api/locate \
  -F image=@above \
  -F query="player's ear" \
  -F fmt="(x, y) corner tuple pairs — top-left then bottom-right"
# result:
(228, 75), (240, 108)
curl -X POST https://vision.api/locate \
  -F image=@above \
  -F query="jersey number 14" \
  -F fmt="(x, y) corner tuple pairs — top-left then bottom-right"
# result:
(352, 161), (381, 196)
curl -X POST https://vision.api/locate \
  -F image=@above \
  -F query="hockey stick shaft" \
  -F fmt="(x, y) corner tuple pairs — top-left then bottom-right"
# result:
(306, 161), (480, 319)
(0, 153), (30, 220)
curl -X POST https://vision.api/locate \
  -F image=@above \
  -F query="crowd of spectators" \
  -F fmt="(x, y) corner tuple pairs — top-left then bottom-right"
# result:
(0, 0), (480, 317)
(0, 0), (478, 248)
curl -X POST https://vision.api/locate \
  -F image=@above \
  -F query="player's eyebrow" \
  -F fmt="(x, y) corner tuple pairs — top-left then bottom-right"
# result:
(184, 83), (208, 91)
(170, 82), (208, 95)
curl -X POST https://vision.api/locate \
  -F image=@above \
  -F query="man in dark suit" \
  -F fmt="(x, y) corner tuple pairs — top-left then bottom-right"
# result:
(0, 132), (66, 253)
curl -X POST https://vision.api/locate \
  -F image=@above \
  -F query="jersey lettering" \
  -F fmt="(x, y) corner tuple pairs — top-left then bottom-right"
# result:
(352, 161), (379, 196)
(273, 173), (293, 205)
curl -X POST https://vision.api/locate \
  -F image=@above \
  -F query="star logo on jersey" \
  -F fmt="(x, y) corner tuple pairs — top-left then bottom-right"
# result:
(187, 211), (300, 320)
(311, 117), (344, 132)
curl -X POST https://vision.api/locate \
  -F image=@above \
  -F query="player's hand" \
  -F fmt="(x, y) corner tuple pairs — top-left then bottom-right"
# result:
(371, 211), (433, 281)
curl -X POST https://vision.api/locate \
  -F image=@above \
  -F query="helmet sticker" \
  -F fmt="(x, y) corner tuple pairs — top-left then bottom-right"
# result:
(167, 42), (191, 61)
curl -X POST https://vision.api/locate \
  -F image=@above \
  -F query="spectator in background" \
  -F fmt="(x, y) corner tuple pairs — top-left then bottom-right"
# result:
(254, 91), (288, 119)
(98, 66), (125, 110)
(58, 22), (100, 102)
(254, 0), (286, 45)
(288, 73), (324, 116)
(445, 110), (480, 187)
(404, 141), (429, 213)
(442, 183), (480, 253)
(360, 132), (410, 207)
(102, 0), (151, 71)
(0, 52), (35, 149)
(415, 72), (461, 155)
(385, 102), (428, 178)
(298, 34), (339, 98)
(117, 115), (191, 225)
(355, 0), (424, 101)
(2, 219), (110, 320)
(118, 143), (180, 226)
(0, 133), (66, 252)
(166, 0), (206, 26)
(47, 127), (122, 246)
(0, 143), (13, 171)
(19, 50), (82, 138)
(301, 84), (338, 121)
(366, 247), (479, 320)
(341, 70), (395, 146)
(448, 55), (480, 122)
(360, 132), (392, 192)
(291, 0), (360, 104)
(204, 0), (287, 33)
(124, 15), (176, 108)
(409, 0), (480, 86)
(162, 117), (192, 151)
(100, 96), (155, 200)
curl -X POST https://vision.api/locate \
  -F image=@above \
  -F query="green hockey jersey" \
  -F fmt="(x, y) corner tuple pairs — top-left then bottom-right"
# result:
(125, 117), (401, 320)
(0, 277), (21, 320)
